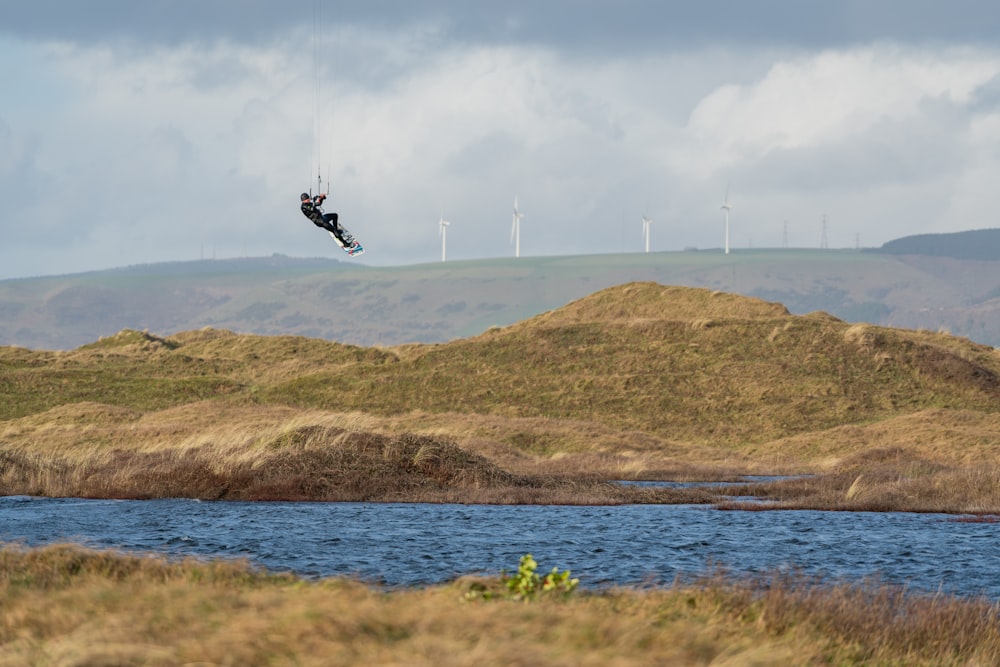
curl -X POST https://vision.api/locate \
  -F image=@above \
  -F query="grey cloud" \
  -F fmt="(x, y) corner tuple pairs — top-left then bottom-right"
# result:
(739, 99), (972, 197)
(969, 73), (1000, 112)
(188, 54), (263, 91)
(0, 119), (50, 240)
(144, 125), (198, 180)
(5, 1), (1000, 53)
(444, 131), (523, 181)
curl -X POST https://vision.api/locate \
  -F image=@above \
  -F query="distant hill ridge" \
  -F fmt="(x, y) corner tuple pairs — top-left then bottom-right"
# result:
(3, 236), (1000, 352)
(871, 228), (1000, 260)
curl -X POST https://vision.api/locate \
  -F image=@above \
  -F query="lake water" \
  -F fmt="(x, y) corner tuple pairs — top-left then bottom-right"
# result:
(2, 495), (998, 598)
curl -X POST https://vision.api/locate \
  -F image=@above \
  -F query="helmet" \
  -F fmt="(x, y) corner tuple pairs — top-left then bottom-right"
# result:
(300, 193), (310, 201)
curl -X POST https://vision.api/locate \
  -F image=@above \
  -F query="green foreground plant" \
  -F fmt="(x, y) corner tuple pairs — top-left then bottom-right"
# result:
(466, 554), (579, 602)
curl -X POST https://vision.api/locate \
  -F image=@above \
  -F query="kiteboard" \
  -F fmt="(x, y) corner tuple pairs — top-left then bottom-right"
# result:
(329, 229), (365, 257)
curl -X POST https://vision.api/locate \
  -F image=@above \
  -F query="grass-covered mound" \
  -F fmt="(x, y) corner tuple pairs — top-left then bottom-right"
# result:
(2, 282), (999, 508)
(0, 402), (708, 504)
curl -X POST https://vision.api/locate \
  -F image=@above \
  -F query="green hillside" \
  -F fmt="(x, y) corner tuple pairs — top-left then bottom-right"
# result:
(873, 228), (1000, 260)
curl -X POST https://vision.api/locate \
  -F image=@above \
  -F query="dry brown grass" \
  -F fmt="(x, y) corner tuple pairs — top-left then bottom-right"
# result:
(717, 463), (1000, 514)
(748, 408), (1000, 468)
(0, 402), (718, 504)
(706, 407), (1000, 512)
(697, 568), (1000, 665)
(7, 400), (1000, 509)
(517, 284), (791, 327)
(2, 544), (999, 666)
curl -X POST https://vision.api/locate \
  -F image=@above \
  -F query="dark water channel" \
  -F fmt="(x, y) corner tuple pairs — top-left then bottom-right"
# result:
(2, 495), (998, 598)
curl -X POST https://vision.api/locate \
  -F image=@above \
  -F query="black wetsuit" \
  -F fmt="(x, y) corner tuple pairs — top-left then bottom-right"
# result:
(301, 196), (353, 245)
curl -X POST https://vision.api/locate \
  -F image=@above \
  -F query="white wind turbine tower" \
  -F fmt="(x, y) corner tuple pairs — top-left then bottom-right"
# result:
(720, 185), (734, 255)
(511, 196), (524, 258)
(438, 216), (450, 262)
(641, 214), (652, 253)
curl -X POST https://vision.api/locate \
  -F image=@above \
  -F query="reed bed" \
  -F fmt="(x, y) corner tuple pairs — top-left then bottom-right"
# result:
(713, 456), (1000, 514)
(2, 544), (999, 666)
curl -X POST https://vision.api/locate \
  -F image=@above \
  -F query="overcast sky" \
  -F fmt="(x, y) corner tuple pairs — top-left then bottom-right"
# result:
(3, 0), (1000, 279)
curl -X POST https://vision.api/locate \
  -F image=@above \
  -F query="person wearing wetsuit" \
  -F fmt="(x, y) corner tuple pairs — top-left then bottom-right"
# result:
(300, 192), (356, 249)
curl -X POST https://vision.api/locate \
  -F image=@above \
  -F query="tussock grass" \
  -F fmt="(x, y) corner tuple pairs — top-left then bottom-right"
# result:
(0, 404), (711, 503)
(0, 542), (289, 589)
(717, 460), (1000, 514)
(695, 568), (1000, 665)
(514, 283), (791, 327)
(0, 422), (522, 501)
(751, 408), (1000, 467)
(2, 544), (1000, 666)
(717, 407), (1000, 512)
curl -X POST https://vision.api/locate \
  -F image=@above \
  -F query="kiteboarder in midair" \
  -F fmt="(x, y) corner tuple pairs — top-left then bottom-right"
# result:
(300, 192), (358, 251)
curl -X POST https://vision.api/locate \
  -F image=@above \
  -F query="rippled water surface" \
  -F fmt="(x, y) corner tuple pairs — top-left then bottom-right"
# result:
(2, 496), (998, 596)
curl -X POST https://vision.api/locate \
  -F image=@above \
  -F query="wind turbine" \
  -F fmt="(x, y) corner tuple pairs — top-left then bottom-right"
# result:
(438, 216), (450, 262)
(641, 215), (652, 253)
(720, 185), (734, 255)
(511, 196), (524, 258)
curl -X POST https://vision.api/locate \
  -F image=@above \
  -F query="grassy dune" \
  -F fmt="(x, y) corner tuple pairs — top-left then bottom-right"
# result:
(2, 282), (1000, 510)
(2, 544), (1000, 666)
